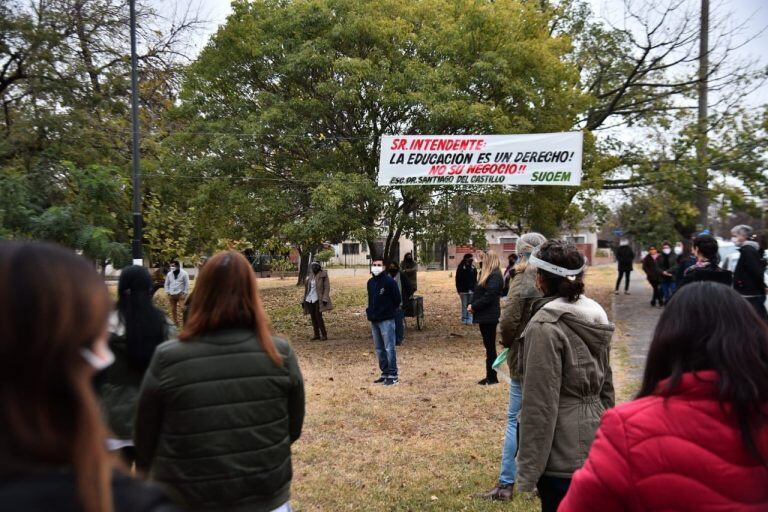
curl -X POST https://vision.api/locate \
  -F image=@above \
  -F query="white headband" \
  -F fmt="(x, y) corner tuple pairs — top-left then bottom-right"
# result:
(529, 252), (586, 281)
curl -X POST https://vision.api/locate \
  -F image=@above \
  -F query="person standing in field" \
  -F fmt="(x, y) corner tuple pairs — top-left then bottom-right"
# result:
(559, 282), (768, 511)
(134, 251), (305, 511)
(367, 259), (402, 386)
(516, 240), (614, 512)
(474, 232), (546, 501)
(614, 239), (634, 295)
(400, 252), (418, 293)
(387, 260), (413, 346)
(302, 261), (332, 340)
(456, 253), (478, 325)
(731, 224), (768, 321)
(468, 250), (503, 386)
(164, 260), (189, 326)
(642, 246), (663, 307)
(98, 265), (175, 466)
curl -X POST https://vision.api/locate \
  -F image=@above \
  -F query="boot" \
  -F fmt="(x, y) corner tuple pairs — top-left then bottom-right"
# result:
(473, 482), (514, 501)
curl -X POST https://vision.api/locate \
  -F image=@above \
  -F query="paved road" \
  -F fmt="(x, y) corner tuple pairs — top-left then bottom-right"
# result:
(612, 271), (663, 386)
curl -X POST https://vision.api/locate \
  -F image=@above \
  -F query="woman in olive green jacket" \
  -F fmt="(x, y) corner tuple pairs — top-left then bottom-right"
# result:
(516, 240), (614, 512)
(135, 251), (305, 512)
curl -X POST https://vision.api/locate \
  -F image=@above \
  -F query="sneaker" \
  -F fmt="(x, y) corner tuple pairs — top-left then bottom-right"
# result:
(614, 290), (619, 295)
(624, 291), (631, 295)
(384, 377), (399, 386)
(373, 377), (387, 384)
(473, 483), (514, 501)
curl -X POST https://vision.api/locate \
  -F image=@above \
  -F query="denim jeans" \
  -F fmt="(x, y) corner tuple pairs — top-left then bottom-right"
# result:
(499, 378), (523, 485)
(459, 292), (473, 324)
(660, 281), (676, 303)
(371, 319), (398, 378)
(394, 308), (405, 344)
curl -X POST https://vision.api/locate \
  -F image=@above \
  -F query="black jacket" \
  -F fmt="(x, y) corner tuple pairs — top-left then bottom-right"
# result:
(366, 273), (401, 322)
(657, 252), (678, 283)
(134, 330), (305, 512)
(0, 471), (180, 512)
(470, 269), (503, 325)
(615, 245), (635, 272)
(681, 263), (733, 287)
(455, 262), (478, 293)
(734, 243), (766, 296)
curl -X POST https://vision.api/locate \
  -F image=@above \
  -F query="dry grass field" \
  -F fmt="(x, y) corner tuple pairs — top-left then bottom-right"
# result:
(233, 266), (625, 512)
(149, 265), (629, 511)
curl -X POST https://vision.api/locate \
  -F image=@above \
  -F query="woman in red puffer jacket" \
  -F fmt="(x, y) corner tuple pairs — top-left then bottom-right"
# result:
(559, 281), (768, 512)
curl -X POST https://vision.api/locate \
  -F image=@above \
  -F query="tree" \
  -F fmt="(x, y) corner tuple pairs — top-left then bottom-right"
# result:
(168, 0), (590, 280)
(0, 0), (203, 264)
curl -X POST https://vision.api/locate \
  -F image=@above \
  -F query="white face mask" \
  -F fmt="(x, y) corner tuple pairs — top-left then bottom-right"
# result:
(371, 265), (384, 276)
(619, 240), (629, 246)
(674, 246), (682, 255)
(662, 248), (671, 255)
(731, 236), (742, 246)
(80, 346), (115, 371)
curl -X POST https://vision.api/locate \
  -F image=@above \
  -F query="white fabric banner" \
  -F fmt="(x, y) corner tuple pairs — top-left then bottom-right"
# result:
(378, 132), (583, 187)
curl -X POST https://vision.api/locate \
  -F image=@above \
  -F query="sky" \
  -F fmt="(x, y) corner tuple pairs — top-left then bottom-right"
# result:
(163, 0), (768, 105)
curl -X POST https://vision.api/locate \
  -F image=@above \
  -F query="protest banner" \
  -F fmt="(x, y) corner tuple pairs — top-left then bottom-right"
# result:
(378, 132), (583, 186)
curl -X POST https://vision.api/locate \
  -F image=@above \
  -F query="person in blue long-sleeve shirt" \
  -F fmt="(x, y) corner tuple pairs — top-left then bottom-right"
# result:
(366, 259), (402, 386)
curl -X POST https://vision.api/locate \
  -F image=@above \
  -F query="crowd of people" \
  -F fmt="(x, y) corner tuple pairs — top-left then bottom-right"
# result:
(632, 225), (767, 320)
(1, 236), (767, 511)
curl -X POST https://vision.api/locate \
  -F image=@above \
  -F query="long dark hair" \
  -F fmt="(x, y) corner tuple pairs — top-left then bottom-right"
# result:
(0, 242), (113, 512)
(692, 234), (720, 265)
(638, 282), (768, 464)
(181, 251), (283, 366)
(536, 240), (585, 302)
(116, 265), (169, 371)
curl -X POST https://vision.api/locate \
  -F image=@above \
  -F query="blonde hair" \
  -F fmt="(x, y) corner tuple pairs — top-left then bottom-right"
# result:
(478, 250), (501, 286)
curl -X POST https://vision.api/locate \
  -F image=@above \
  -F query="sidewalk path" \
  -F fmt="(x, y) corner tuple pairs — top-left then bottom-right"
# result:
(612, 271), (663, 387)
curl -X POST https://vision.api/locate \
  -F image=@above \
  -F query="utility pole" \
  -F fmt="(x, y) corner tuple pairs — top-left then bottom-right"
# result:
(695, 0), (710, 231)
(129, 0), (143, 265)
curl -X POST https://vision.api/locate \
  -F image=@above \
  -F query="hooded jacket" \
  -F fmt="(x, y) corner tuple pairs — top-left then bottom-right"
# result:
(516, 296), (615, 492)
(497, 266), (542, 379)
(366, 273), (401, 322)
(734, 241), (766, 296)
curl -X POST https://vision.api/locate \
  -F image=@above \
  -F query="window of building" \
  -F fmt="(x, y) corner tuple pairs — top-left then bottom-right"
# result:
(342, 243), (360, 255)
(566, 236), (586, 244)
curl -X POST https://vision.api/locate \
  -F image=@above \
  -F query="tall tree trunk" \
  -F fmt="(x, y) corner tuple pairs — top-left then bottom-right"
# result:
(297, 250), (310, 286)
(695, 0), (710, 230)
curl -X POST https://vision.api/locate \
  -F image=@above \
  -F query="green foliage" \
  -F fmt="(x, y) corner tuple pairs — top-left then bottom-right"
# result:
(314, 248), (335, 263)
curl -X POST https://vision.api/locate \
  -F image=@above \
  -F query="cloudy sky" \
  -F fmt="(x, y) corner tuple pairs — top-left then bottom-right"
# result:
(163, 0), (767, 106)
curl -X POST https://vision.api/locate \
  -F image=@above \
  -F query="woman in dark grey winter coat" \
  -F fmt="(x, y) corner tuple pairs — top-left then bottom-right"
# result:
(468, 250), (504, 385)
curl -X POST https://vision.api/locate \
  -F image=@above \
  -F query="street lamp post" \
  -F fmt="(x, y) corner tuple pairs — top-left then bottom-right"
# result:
(129, 0), (143, 265)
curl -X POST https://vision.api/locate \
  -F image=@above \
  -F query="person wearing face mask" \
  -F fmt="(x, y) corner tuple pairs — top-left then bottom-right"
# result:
(387, 261), (413, 346)
(0, 241), (180, 512)
(468, 250), (504, 385)
(656, 241), (678, 306)
(614, 239), (635, 295)
(302, 261), (333, 340)
(674, 240), (697, 289)
(642, 246), (663, 307)
(97, 265), (175, 466)
(164, 260), (189, 326)
(731, 224), (768, 321)
(456, 253), (478, 325)
(366, 259), (402, 385)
